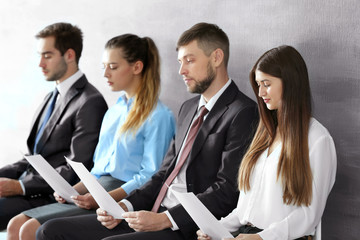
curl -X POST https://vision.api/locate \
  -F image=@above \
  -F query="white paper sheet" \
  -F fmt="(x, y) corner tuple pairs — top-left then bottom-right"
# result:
(24, 154), (79, 203)
(65, 157), (125, 219)
(172, 190), (233, 240)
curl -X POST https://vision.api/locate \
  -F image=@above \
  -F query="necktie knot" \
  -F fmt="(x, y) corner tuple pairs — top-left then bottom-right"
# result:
(198, 106), (209, 120)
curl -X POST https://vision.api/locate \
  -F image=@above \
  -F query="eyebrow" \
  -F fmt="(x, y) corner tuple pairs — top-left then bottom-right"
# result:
(255, 79), (270, 83)
(39, 51), (54, 56)
(178, 54), (195, 61)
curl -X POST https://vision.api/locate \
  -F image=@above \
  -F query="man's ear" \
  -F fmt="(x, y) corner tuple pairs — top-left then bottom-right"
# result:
(133, 60), (144, 75)
(212, 48), (224, 67)
(64, 48), (76, 63)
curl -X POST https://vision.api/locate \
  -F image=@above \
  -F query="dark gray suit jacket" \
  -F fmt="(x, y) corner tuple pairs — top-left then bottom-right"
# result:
(126, 81), (259, 239)
(0, 74), (108, 197)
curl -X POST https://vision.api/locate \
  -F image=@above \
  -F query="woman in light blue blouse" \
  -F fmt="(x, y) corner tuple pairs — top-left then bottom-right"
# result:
(7, 34), (175, 240)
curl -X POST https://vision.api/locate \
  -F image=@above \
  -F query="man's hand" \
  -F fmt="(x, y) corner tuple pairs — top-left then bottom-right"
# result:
(122, 211), (172, 232)
(197, 230), (211, 240)
(0, 177), (23, 197)
(96, 202), (127, 230)
(96, 208), (122, 229)
(71, 193), (98, 209)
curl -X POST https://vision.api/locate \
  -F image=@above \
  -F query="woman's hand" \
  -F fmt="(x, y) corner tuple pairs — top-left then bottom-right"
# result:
(223, 234), (262, 240)
(196, 230), (262, 240)
(71, 193), (98, 209)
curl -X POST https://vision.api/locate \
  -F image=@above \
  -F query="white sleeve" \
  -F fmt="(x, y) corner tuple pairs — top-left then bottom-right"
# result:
(219, 204), (243, 233)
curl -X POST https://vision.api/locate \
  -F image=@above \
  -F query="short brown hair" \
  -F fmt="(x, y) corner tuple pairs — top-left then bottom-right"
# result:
(36, 22), (83, 64)
(177, 22), (230, 67)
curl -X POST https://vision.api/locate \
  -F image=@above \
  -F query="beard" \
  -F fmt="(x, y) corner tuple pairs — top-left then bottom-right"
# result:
(188, 62), (215, 94)
(46, 57), (68, 81)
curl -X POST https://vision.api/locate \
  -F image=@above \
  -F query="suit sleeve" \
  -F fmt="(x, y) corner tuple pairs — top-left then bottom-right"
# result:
(0, 158), (29, 179)
(21, 94), (107, 195)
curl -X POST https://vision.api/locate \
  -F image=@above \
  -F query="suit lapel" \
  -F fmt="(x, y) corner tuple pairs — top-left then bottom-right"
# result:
(175, 101), (198, 154)
(35, 75), (87, 153)
(187, 81), (238, 164)
(28, 93), (52, 143)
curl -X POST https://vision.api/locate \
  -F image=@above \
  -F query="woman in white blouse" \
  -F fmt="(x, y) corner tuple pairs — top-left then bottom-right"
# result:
(197, 45), (337, 240)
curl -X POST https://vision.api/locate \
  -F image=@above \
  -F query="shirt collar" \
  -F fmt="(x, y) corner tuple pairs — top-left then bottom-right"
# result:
(118, 94), (135, 109)
(56, 70), (83, 97)
(198, 78), (232, 112)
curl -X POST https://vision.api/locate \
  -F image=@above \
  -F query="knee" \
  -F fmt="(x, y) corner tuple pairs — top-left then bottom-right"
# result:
(19, 219), (40, 240)
(7, 215), (24, 237)
(36, 220), (57, 240)
(36, 224), (46, 240)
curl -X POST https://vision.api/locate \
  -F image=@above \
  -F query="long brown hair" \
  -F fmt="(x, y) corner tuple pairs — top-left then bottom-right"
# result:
(105, 34), (160, 134)
(238, 45), (313, 206)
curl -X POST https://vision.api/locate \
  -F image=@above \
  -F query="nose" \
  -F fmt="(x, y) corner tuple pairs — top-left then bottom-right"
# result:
(103, 66), (110, 78)
(179, 63), (187, 76)
(39, 57), (45, 68)
(258, 85), (266, 97)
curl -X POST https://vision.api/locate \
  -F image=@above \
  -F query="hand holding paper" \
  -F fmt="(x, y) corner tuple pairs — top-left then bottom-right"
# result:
(65, 157), (125, 219)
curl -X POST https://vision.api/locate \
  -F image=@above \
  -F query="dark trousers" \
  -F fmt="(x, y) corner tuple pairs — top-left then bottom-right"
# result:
(0, 195), (54, 230)
(236, 225), (313, 240)
(36, 214), (186, 240)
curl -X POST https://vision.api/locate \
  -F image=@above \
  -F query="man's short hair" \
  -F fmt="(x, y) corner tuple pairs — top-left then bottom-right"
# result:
(177, 22), (230, 67)
(36, 22), (83, 64)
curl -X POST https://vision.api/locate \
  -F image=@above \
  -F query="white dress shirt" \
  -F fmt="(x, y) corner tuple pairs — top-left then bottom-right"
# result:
(56, 69), (83, 99)
(220, 118), (337, 240)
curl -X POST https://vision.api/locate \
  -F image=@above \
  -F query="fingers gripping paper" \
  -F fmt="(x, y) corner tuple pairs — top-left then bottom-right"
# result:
(65, 157), (125, 219)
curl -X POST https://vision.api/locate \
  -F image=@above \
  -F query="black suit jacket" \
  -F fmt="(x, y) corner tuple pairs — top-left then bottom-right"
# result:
(0, 74), (108, 196)
(126, 81), (259, 239)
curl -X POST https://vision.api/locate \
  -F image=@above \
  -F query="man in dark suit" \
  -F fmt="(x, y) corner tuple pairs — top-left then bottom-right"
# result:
(0, 22), (107, 229)
(36, 22), (258, 240)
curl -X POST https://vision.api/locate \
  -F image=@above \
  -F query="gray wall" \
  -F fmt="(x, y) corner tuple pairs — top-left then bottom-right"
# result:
(0, 1), (359, 239)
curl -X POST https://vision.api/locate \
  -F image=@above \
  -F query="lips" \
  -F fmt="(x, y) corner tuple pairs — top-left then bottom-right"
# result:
(263, 99), (270, 103)
(184, 78), (193, 84)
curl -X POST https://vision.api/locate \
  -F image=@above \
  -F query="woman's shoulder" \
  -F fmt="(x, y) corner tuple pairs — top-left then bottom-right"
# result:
(148, 100), (175, 120)
(308, 117), (334, 146)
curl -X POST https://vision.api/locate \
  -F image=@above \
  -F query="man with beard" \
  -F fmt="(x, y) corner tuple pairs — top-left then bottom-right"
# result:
(36, 22), (258, 240)
(0, 22), (107, 229)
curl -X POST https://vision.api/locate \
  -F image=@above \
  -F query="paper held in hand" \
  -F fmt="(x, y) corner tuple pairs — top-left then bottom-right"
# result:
(65, 157), (125, 219)
(24, 154), (79, 203)
(172, 190), (233, 240)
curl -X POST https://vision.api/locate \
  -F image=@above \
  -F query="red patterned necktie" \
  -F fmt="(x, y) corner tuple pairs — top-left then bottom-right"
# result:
(151, 106), (209, 212)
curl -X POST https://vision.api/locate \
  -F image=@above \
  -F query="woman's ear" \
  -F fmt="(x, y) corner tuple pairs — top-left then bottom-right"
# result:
(133, 60), (144, 75)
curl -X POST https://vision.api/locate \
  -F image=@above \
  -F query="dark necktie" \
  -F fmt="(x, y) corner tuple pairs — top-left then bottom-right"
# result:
(33, 88), (59, 153)
(151, 106), (209, 212)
